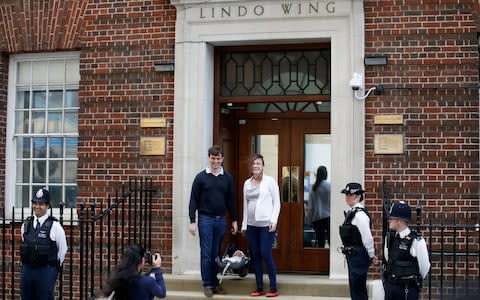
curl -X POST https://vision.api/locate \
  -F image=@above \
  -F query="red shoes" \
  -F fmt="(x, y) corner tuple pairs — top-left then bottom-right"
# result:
(250, 290), (278, 297)
(250, 290), (265, 297)
(266, 290), (279, 297)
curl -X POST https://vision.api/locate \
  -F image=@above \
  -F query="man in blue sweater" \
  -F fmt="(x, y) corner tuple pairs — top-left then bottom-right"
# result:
(189, 145), (238, 297)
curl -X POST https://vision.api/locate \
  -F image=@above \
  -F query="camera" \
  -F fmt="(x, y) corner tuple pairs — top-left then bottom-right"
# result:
(349, 72), (363, 90)
(144, 251), (157, 265)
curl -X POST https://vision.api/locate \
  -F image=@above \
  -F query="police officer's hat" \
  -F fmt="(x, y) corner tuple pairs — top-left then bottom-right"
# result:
(32, 187), (50, 204)
(341, 182), (365, 201)
(389, 201), (411, 222)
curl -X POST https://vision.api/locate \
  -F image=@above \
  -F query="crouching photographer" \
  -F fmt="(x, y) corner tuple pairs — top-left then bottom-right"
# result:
(98, 244), (166, 300)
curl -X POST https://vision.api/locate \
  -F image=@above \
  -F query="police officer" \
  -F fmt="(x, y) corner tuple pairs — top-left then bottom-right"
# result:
(383, 201), (430, 300)
(20, 187), (68, 300)
(339, 182), (378, 300)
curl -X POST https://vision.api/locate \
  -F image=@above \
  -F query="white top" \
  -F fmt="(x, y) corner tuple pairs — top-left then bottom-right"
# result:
(21, 213), (68, 264)
(384, 227), (431, 279)
(347, 203), (376, 259)
(241, 174), (281, 231)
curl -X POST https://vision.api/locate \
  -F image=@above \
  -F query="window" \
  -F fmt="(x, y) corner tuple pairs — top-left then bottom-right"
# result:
(6, 52), (80, 212)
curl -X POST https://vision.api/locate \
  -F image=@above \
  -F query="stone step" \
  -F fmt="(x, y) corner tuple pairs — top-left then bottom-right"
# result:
(164, 290), (350, 300)
(161, 274), (351, 299)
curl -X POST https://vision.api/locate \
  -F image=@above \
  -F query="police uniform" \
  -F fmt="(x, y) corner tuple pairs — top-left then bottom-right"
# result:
(339, 183), (376, 300)
(20, 188), (68, 300)
(383, 201), (430, 300)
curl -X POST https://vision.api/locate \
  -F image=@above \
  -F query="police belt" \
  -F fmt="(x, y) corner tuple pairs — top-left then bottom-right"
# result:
(385, 274), (419, 286)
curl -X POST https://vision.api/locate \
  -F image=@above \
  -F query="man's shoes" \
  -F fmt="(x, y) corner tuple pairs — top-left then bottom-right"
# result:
(204, 287), (214, 297)
(250, 290), (265, 297)
(266, 290), (279, 297)
(213, 286), (226, 295)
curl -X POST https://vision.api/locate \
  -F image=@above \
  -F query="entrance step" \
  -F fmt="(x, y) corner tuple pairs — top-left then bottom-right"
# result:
(160, 274), (351, 300)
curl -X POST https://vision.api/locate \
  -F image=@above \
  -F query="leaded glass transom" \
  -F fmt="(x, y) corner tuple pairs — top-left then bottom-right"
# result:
(221, 49), (331, 96)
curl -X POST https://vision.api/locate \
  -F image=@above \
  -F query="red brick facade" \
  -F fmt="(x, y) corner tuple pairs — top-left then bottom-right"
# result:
(364, 0), (479, 281)
(0, 0), (176, 271)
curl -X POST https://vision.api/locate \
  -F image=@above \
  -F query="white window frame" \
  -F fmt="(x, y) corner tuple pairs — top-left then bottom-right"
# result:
(5, 51), (80, 220)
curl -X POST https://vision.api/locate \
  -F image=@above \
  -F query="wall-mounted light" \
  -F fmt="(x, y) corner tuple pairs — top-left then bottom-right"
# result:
(154, 62), (174, 72)
(364, 55), (388, 66)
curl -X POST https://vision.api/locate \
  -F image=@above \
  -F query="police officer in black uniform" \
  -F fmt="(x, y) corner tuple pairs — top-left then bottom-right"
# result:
(383, 201), (430, 300)
(20, 187), (68, 300)
(339, 182), (378, 300)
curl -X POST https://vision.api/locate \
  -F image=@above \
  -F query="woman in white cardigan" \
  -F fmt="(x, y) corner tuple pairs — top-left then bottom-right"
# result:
(241, 154), (281, 298)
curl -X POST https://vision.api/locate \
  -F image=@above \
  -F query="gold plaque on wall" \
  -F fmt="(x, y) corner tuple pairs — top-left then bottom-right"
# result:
(374, 134), (404, 154)
(140, 118), (167, 128)
(374, 114), (403, 125)
(140, 137), (166, 155)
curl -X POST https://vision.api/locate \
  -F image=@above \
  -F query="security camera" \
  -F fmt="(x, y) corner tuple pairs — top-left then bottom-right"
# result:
(349, 73), (363, 91)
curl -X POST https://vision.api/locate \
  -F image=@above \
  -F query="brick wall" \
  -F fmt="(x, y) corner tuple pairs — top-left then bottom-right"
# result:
(0, 54), (7, 216)
(0, 0), (176, 287)
(364, 0), (480, 281)
(78, 0), (175, 269)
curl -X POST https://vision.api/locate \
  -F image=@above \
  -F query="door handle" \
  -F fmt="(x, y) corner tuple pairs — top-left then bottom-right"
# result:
(290, 166), (299, 203)
(281, 166), (299, 203)
(281, 166), (290, 203)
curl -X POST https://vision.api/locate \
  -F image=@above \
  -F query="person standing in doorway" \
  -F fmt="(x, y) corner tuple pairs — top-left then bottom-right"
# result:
(188, 145), (238, 297)
(20, 187), (68, 300)
(339, 182), (378, 300)
(241, 154), (281, 298)
(307, 166), (331, 248)
(383, 201), (430, 300)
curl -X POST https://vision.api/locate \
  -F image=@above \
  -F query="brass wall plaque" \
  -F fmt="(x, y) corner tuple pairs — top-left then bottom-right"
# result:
(374, 134), (404, 154)
(140, 137), (166, 155)
(140, 118), (167, 128)
(374, 114), (403, 125)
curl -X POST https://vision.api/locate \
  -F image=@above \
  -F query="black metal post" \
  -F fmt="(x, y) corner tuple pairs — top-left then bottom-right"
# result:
(2, 206), (5, 300)
(90, 203), (96, 298)
(453, 214), (457, 298)
(428, 213), (432, 300)
(148, 177), (153, 250)
(466, 224), (470, 295)
(79, 202), (85, 300)
(11, 206), (15, 300)
(107, 195), (112, 277)
(440, 213), (444, 300)
(59, 202), (64, 300)
(69, 206), (73, 300)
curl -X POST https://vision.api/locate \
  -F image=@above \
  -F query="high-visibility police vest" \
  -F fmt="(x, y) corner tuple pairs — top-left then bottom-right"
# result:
(20, 216), (59, 268)
(384, 231), (420, 280)
(339, 207), (370, 247)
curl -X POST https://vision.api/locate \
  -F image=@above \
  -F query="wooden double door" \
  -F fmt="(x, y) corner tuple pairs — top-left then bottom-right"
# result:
(234, 113), (331, 273)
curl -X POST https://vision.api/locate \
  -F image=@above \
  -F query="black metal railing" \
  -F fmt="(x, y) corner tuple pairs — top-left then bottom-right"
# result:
(382, 180), (480, 299)
(0, 177), (154, 300)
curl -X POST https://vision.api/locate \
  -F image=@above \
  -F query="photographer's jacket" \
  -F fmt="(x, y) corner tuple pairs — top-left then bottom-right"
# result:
(21, 214), (68, 267)
(340, 203), (375, 259)
(384, 227), (430, 280)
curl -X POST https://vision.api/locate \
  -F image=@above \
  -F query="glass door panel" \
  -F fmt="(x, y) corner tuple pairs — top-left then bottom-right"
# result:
(303, 134), (332, 248)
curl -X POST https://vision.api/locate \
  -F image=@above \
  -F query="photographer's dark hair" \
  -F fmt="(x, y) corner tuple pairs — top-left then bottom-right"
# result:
(101, 244), (145, 300)
(312, 166), (327, 192)
(208, 145), (223, 157)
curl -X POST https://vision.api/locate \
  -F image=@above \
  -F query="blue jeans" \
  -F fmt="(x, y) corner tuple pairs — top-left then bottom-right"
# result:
(246, 225), (277, 292)
(198, 214), (226, 288)
(20, 265), (58, 300)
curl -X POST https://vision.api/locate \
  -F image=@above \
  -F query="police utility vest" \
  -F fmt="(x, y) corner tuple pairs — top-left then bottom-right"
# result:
(339, 207), (370, 247)
(384, 231), (420, 280)
(20, 216), (59, 267)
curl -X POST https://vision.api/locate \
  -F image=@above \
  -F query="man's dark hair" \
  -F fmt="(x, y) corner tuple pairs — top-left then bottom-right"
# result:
(208, 145), (223, 157)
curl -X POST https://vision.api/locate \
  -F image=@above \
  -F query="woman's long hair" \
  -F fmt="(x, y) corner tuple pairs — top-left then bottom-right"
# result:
(101, 244), (144, 300)
(312, 166), (327, 192)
